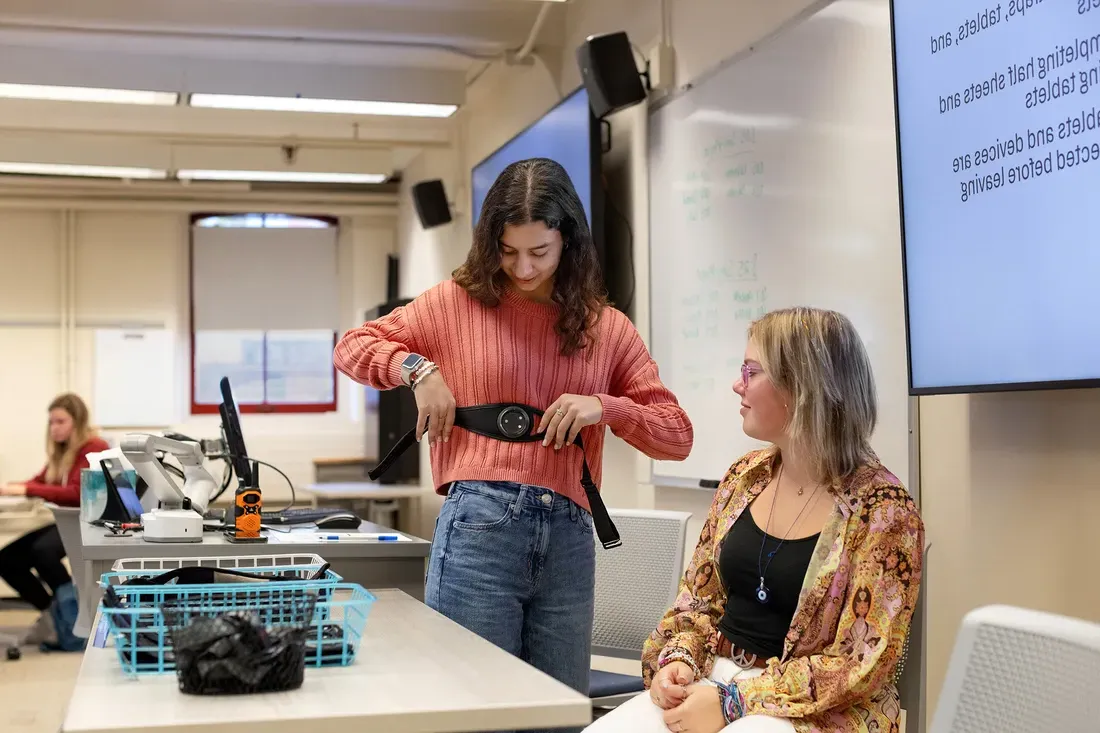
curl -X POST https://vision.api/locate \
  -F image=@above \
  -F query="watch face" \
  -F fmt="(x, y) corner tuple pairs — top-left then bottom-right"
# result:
(401, 354), (425, 370)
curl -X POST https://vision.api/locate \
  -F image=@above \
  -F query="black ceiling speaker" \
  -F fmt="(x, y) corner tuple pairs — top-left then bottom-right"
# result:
(411, 179), (452, 229)
(576, 31), (648, 119)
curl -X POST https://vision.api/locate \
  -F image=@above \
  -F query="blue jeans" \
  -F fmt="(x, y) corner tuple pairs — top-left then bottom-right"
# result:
(426, 480), (596, 733)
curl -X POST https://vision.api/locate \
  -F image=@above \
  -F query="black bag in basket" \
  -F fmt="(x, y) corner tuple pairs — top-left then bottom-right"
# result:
(164, 595), (317, 696)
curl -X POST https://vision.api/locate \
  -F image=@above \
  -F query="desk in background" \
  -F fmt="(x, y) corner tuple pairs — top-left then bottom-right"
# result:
(311, 456), (371, 483)
(301, 481), (424, 537)
(0, 496), (35, 511)
(63, 588), (592, 733)
(76, 520), (431, 638)
(0, 495), (45, 525)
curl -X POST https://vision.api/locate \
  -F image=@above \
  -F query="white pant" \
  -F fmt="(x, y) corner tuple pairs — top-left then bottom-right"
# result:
(584, 658), (797, 733)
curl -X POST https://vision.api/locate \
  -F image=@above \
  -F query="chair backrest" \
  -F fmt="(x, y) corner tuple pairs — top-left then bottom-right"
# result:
(592, 509), (691, 659)
(930, 604), (1100, 733)
(895, 543), (929, 733)
(46, 504), (85, 590)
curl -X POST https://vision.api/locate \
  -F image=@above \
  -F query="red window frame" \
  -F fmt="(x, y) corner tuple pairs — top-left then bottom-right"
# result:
(188, 212), (340, 415)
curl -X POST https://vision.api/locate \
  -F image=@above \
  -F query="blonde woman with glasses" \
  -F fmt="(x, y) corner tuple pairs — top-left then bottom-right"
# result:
(586, 308), (924, 733)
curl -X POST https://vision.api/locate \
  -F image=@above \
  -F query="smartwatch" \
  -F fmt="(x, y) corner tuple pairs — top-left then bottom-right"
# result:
(400, 353), (426, 387)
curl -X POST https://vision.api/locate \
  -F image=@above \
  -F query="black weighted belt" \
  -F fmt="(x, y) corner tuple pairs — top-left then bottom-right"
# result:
(368, 403), (622, 549)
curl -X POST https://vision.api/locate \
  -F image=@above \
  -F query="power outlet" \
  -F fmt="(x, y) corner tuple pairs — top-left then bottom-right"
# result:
(648, 43), (677, 92)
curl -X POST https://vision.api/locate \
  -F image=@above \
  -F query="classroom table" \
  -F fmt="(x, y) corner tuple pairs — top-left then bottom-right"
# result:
(62, 588), (593, 733)
(0, 495), (42, 525)
(0, 496), (35, 511)
(76, 520), (431, 637)
(302, 481), (424, 535)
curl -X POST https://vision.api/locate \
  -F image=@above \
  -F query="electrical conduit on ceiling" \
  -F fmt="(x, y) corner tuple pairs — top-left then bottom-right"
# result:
(513, 1), (553, 62)
(56, 210), (77, 390)
(467, 1), (556, 92)
(69, 210), (77, 388)
(58, 211), (69, 389)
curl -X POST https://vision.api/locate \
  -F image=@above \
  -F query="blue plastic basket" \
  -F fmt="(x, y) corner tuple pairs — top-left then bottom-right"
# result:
(100, 560), (343, 622)
(100, 581), (375, 676)
(100, 561), (343, 595)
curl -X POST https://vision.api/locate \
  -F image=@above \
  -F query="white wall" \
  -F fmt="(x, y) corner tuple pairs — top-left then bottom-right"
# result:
(919, 390), (1100, 711)
(0, 207), (396, 500)
(392, 0), (1100, 717)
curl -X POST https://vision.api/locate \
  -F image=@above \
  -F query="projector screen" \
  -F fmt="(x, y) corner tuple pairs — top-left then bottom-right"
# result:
(470, 87), (600, 231)
(892, 0), (1100, 394)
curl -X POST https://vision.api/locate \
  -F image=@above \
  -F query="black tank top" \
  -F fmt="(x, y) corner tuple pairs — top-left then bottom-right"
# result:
(717, 506), (820, 660)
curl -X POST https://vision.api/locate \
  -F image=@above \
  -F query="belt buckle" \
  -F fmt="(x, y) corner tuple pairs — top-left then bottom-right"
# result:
(496, 405), (532, 439)
(731, 647), (758, 669)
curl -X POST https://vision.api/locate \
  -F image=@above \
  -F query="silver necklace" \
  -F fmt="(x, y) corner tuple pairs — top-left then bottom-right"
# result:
(755, 466), (822, 604)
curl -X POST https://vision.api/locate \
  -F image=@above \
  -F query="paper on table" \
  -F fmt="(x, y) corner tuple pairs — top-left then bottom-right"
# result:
(269, 531), (413, 543)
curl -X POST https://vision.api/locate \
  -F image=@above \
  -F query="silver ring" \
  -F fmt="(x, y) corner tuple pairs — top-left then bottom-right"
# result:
(556, 408), (564, 416)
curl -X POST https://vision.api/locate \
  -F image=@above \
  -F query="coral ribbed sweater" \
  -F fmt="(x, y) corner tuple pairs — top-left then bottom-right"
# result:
(333, 280), (693, 510)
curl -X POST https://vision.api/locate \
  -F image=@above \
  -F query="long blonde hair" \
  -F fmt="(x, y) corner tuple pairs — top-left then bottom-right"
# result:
(748, 307), (877, 485)
(45, 393), (94, 484)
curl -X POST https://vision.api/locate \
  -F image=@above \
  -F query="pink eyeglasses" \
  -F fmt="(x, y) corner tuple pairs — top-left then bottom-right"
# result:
(741, 363), (763, 384)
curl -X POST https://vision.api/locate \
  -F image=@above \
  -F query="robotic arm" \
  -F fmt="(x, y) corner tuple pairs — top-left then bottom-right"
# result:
(120, 434), (217, 516)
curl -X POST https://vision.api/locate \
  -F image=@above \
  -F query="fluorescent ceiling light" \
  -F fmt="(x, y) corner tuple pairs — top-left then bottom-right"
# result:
(177, 169), (387, 184)
(189, 93), (456, 118)
(0, 162), (168, 179)
(0, 83), (178, 106)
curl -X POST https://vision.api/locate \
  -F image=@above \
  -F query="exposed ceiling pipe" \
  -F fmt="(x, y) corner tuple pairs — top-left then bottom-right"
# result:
(67, 209), (76, 389)
(512, 2), (553, 63)
(468, 1), (556, 89)
(0, 20), (503, 61)
(57, 210), (69, 390)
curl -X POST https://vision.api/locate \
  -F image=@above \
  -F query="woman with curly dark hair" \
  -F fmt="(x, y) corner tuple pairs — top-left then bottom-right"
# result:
(335, 157), (693, 727)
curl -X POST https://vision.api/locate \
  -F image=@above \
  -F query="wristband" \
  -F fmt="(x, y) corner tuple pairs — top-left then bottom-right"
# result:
(716, 680), (745, 724)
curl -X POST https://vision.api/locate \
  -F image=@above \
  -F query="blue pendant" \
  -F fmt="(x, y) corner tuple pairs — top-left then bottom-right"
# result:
(756, 579), (770, 604)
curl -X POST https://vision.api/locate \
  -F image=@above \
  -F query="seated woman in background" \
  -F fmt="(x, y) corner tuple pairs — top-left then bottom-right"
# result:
(586, 308), (924, 733)
(0, 393), (108, 611)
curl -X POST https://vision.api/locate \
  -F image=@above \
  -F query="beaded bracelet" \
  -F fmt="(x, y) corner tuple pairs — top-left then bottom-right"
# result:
(411, 362), (439, 390)
(715, 680), (745, 724)
(657, 651), (700, 680)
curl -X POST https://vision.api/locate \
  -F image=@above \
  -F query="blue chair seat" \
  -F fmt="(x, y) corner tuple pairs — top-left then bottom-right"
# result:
(589, 669), (645, 698)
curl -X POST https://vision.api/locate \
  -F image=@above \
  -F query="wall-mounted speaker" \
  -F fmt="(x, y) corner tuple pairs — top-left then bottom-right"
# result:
(411, 179), (452, 229)
(576, 31), (647, 119)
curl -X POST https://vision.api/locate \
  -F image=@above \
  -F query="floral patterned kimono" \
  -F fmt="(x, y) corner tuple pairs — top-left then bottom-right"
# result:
(642, 447), (924, 732)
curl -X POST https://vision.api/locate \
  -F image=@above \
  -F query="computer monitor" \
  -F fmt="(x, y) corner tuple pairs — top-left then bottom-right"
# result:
(218, 377), (253, 488)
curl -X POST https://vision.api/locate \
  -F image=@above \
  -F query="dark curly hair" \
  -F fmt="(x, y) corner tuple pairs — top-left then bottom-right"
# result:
(453, 157), (607, 356)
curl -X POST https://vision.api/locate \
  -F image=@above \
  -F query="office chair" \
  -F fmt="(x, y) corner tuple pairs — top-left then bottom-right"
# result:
(930, 604), (1100, 732)
(589, 509), (691, 710)
(0, 627), (22, 660)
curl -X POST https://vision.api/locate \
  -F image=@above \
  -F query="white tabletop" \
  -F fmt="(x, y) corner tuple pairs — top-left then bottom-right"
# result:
(62, 589), (592, 733)
(303, 481), (424, 499)
(0, 495), (35, 510)
(80, 519), (431, 561)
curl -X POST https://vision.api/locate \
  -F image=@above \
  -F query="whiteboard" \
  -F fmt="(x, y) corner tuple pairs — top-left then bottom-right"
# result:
(93, 328), (177, 428)
(648, 0), (909, 487)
